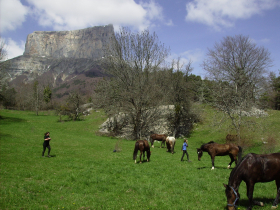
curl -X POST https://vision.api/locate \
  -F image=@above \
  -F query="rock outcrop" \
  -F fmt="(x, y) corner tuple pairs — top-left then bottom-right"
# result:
(23, 25), (114, 59)
(2, 25), (115, 99)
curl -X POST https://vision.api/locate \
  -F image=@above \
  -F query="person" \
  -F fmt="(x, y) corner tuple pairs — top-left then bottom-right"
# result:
(181, 139), (191, 162)
(42, 132), (51, 157)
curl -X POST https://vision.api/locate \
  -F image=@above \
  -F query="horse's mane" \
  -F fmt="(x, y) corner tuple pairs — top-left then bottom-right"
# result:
(200, 141), (215, 149)
(228, 153), (253, 182)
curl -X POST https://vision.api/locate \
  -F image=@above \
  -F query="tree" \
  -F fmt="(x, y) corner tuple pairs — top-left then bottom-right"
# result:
(203, 35), (273, 141)
(165, 58), (199, 137)
(269, 71), (280, 110)
(43, 85), (52, 104)
(1, 84), (16, 108)
(65, 92), (83, 121)
(0, 37), (11, 104)
(94, 27), (170, 139)
(33, 80), (40, 115)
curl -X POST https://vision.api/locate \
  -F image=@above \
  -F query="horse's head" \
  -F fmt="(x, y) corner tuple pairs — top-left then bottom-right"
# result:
(223, 184), (240, 210)
(197, 148), (203, 160)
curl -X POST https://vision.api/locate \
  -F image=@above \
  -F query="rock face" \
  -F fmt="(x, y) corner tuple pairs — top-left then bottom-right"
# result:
(3, 25), (115, 99)
(24, 25), (114, 59)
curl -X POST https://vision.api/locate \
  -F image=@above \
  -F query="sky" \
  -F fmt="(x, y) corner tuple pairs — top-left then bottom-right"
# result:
(1, 0), (280, 78)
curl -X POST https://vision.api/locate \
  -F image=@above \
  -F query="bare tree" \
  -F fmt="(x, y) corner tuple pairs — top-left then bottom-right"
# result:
(203, 35), (273, 141)
(94, 27), (170, 139)
(0, 37), (11, 102)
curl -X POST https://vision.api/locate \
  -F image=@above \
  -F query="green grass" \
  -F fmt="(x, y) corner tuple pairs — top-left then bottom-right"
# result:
(0, 108), (280, 210)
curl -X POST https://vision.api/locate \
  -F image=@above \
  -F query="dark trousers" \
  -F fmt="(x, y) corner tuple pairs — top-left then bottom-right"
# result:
(181, 150), (189, 161)
(42, 144), (51, 156)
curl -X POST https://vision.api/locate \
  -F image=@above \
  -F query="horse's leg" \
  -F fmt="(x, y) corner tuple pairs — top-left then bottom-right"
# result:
(228, 154), (235, 169)
(211, 155), (215, 170)
(246, 182), (264, 210)
(172, 142), (175, 154)
(139, 151), (143, 163)
(272, 179), (280, 209)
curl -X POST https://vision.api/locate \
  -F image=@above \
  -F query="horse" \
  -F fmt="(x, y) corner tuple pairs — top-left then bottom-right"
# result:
(150, 134), (167, 148)
(166, 136), (176, 154)
(197, 141), (242, 170)
(224, 152), (280, 210)
(226, 134), (238, 143)
(133, 140), (151, 164)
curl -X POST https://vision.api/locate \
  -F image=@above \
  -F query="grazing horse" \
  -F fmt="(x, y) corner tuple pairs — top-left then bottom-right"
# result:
(197, 141), (242, 170)
(166, 136), (176, 154)
(226, 134), (238, 143)
(150, 134), (167, 148)
(133, 140), (151, 164)
(224, 153), (280, 210)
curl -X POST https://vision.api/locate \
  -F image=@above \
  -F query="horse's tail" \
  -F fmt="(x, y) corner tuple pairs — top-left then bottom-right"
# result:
(150, 134), (154, 146)
(133, 141), (139, 160)
(237, 146), (243, 163)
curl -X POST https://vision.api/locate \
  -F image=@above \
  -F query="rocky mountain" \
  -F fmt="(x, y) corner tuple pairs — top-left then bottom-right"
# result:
(3, 24), (114, 100)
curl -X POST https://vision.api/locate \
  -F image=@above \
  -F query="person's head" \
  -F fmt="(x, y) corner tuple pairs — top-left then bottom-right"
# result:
(45, 132), (50, 136)
(184, 139), (188, 143)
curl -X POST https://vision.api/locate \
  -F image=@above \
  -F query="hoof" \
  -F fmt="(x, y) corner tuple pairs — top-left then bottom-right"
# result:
(260, 202), (264, 207)
(227, 165), (230, 169)
(211, 167), (215, 170)
(271, 205), (278, 209)
(140, 162), (142, 164)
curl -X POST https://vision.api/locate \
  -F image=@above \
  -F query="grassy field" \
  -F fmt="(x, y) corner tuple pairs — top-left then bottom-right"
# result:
(0, 108), (280, 210)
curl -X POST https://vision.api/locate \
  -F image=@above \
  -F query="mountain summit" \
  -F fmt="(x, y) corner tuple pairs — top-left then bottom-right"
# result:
(3, 25), (114, 99)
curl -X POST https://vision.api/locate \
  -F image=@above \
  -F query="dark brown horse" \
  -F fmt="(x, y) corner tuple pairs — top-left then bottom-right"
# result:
(133, 140), (151, 164)
(150, 134), (167, 148)
(224, 153), (280, 210)
(197, 141), (242, 170)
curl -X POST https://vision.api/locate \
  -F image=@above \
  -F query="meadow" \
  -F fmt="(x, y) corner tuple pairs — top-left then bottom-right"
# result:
(0, 107), (280, 210)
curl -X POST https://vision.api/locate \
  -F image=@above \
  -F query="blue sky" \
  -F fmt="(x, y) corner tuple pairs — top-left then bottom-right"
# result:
(1, 0), (280, 77)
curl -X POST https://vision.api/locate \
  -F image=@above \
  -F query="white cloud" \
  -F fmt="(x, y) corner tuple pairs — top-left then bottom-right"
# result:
(5, 38), (25, 59)
(167, 49), (206, 77)
(26, 0), (165, 31)
(169, 49), (204, 64)
(0, 0), (29, 32)
(260, 38), (270, 43)
(185, 0), (280, 30)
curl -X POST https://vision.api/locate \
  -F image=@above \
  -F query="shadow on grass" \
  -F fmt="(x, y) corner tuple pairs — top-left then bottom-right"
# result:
(197, 166), (233, 170)
(223, 197), (275, 209)
(42, 155), (57, 158)
(134, 160), (150, 164)
(0, 116), (27, 125)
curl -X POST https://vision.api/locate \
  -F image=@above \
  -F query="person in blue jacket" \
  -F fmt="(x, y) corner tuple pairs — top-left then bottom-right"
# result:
(42, 132), (51, 157)
(181, 139), (190, 161)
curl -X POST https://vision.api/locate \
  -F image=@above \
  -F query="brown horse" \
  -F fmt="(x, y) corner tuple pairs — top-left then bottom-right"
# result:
(197, 141), (242, 170)
(226, 134), (238, 142)
(224, 153), (280, 210)
(133, 140), (151, 164)
(150, 134), (167, 148)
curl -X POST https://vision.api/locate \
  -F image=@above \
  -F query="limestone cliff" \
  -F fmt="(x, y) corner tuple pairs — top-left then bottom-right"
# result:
(2, 25), (114, 99)
(24, 24), (114, 59)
